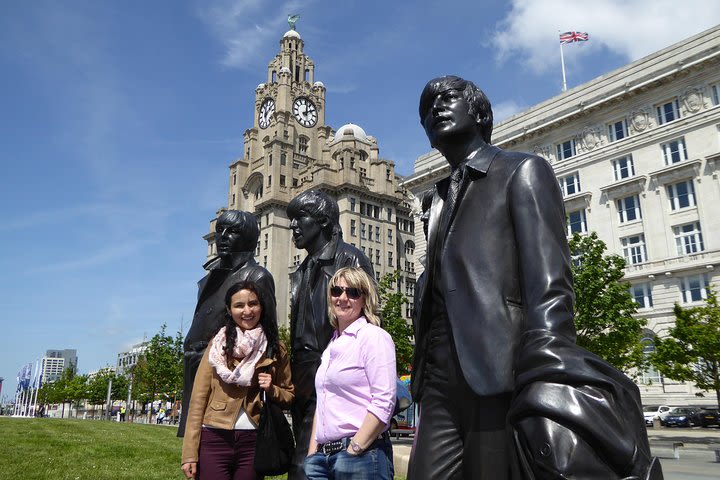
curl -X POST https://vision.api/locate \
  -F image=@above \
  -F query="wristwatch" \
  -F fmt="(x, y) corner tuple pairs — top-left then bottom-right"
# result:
(350, 439), (363, 454)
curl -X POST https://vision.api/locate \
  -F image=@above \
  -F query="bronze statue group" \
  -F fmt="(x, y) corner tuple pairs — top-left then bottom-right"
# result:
(178, 76), (663, 480)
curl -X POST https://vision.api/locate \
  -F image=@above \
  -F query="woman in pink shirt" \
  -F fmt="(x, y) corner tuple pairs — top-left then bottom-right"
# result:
(304, 267), (397, 479)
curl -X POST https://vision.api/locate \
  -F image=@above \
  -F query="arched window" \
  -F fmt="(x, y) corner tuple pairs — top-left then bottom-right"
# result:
(640, 330), (662, 384)
(298, 136), (308, 154)
(404, 240), (415, 256)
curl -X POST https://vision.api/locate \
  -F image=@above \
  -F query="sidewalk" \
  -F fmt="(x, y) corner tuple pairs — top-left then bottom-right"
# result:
(391, 427), (720, 477)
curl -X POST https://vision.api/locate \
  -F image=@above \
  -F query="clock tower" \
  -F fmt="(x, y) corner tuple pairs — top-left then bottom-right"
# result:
(207, 26), (418, 328)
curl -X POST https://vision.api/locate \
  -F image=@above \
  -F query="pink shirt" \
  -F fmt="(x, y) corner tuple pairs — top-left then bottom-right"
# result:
(314, 317), (397, 443)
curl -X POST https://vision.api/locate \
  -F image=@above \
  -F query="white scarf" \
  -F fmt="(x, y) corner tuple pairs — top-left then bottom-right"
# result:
(208, 325), (267, 386)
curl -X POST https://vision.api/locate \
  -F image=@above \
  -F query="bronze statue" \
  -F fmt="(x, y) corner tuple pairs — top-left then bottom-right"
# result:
(286, 190), (374, 479)
(408, 76), (662, 479)
(178, 210), (276, 437)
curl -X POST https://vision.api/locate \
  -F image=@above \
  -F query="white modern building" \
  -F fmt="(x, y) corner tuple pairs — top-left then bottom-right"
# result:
(401, 25), (720, 407)
(116, 342), (148, 376)
(41, 349), (77, 383)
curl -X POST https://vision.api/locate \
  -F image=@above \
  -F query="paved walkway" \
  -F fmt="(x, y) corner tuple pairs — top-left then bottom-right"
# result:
(391, 426), (720, 478)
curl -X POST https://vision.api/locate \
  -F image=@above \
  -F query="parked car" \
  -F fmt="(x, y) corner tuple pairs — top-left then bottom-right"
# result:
(643, 405), (671, 426)
(697, 408), (719, 427)
(661, 407), (702, 427)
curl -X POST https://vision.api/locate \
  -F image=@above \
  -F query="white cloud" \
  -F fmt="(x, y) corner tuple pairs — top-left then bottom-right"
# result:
(196, 0), (315, 69)
(491, 0), (720, 74)
(493, 100), (527, 123)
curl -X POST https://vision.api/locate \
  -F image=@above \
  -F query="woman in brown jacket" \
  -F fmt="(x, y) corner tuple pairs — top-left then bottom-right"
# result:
(182, 281), (294, 480)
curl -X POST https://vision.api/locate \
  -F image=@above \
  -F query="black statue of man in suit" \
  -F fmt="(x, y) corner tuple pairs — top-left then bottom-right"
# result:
(177, 210), (275, 437)
(408, 76), (662, 480)
(286, 190), (374, 479)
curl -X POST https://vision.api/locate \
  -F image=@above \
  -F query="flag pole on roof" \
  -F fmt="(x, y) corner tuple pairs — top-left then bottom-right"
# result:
(558, 31), (589, 92)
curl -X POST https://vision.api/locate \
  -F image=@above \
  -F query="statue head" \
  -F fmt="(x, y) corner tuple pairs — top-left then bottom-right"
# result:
(287, 190), (340, 254)
(418, 75), (493, 146)
(215, 210), (260, 257)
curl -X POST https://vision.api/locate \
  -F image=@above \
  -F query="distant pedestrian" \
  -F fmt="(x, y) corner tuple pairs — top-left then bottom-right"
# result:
(157, 408), (166, 424)
(120, 406), (126, 422)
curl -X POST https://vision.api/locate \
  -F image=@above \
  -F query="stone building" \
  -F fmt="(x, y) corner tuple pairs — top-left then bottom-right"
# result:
(401, 25), (720, 407)
(205, 27), (417, 328)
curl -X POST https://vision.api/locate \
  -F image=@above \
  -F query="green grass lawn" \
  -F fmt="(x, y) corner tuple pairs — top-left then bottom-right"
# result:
(0, 417), (290, 480)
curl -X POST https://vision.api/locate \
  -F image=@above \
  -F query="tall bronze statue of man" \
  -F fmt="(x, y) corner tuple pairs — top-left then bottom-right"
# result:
(408, 76), (661, 479)
(286, 190), (374, 479)
(178, 210), (275, 437)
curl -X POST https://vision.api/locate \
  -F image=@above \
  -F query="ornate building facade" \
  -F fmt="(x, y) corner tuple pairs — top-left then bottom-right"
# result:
(205, 28), (417, 328)
(401, 25), (720, 407)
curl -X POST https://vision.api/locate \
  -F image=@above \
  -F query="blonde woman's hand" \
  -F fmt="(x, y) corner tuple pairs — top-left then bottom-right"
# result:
(181, 462), (197, 479)
(258, 372), (273, 391)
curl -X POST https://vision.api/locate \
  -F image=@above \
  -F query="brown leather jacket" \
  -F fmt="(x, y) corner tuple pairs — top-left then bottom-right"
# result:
(181, 342), (294, 464)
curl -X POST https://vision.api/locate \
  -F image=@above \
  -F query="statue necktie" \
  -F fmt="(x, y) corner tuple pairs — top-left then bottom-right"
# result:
(440, 166), (464, 235)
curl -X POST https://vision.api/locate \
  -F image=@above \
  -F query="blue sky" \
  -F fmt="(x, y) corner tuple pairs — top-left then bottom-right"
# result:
(2, 0), (719, 398)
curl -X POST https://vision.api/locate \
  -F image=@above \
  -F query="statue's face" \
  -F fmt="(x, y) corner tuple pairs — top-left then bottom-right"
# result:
(215, 221), (246, 256)
(289, 211), (324, 251)
(422, 88), (476, 145)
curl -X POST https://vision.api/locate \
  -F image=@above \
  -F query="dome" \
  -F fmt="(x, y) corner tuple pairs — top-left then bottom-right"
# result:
(283, 29), (301, 39)
(279, 66), (291, 74)
(256, 83), (266, 89)
(313, 81), (325, 88)
(337, 123), (368, 140)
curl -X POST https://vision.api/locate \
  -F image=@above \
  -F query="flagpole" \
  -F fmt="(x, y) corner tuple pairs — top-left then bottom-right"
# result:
(559, 38), (568, 92)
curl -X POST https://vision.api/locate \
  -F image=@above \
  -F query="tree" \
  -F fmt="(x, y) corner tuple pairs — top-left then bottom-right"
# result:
(131, 324), (183, 420)
(569, 232), (647, 373)
(651, 289), (720, 408)
(377, 270), (414, 375)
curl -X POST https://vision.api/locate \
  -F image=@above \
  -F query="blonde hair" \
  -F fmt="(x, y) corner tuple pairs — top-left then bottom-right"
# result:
(327, 267), (381, 329)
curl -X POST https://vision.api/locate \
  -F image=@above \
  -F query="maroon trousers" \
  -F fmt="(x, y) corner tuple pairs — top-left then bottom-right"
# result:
(198, 427), (262, 480)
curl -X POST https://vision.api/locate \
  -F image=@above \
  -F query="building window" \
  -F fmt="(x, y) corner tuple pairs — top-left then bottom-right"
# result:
(640, 335), (662, 384)
(388, 229), (393, 244)
(712, 84), (719, 106)
(556, 138), (576, 161)
(360, 202), (366, 216)
(375, 250), (380, 265)
(388, 252), (393, 267)
(298, 136), (308, 154)
(359, 167), (367, 177)
(661, 137), (688, 165)
(263, 256), (267, 267)
(405, 261), (415, 273)
(656, 98), (680, 125)
(293, 178), (298, 187)
(666, 180), (696, 210)
(558, 172), (580, 197)
(280, 175), (286, 187)
(617, 195), (642, 223)
(608, 119), (628, 142)
(233, 174), (237, 185)
(281, 153), (287, 165)
(264, 233), (268, 249)
(621, 234), (648, 265)
(350, 198), (356, 212)
(360, 222), (366, 240)
(232, 193), (235, 205)
(387, 208), (392, 221)
(283, 129), (289, 139)
(256, 241), (260, 256)
(293, 254), (301, 266)
(405, 240), (415, 256)
(350, 219), (356, 237)
(375, 226), (380, 242)
(373, 206), (380, 219)
(631, 283), (653, 309)
(268, 154), (273, 166)
(267, 175), (272, 187)
(680, 274), (709, 303)
(612, 155), (635, 180)
(406, 280), (415, 297)
(567, 210), (587, 235)
(673, 222), (704, 255)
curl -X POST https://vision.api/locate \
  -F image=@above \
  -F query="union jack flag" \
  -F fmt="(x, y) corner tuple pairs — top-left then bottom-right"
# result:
(560, 31), (589, 44)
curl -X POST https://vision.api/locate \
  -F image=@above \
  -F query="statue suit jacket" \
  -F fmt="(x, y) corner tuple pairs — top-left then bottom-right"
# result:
(412, 144), (576, 399)
(289, 234), (373, 355)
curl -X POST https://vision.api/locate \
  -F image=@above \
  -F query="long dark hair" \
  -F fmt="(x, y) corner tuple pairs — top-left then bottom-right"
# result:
(222, 281), (279, 359)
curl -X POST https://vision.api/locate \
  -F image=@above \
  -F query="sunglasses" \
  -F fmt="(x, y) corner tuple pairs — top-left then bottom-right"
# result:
(330, 286), (363, 299)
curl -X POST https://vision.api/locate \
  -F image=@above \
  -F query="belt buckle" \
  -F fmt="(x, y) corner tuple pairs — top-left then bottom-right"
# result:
(320, 440), (343, 455)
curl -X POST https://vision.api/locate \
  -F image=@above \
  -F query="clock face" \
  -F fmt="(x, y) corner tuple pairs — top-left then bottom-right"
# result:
(292, 97), (318, 127)
(258, 98), (275, 129)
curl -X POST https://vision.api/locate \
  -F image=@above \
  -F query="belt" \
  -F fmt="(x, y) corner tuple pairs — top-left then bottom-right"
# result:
(317, 432), (388, 456)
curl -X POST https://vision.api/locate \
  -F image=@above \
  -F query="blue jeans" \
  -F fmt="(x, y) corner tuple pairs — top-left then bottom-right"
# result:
(303, 438), (394, 480)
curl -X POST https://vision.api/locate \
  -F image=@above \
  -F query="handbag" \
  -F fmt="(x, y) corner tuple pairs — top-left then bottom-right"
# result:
(253, 346), (295, 476)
